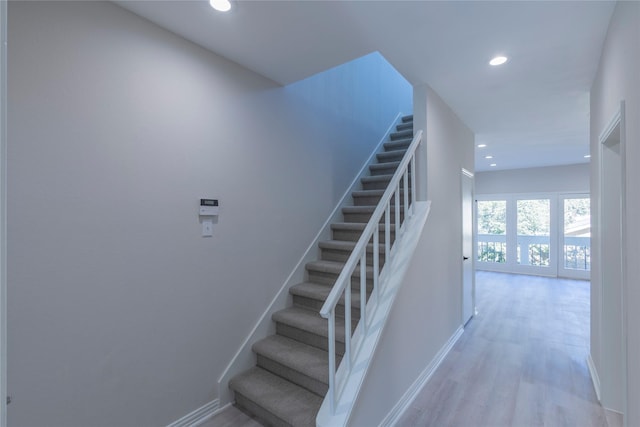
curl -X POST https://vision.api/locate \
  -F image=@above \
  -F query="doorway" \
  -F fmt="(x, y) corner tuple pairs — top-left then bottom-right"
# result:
(461, 169), (474, 325)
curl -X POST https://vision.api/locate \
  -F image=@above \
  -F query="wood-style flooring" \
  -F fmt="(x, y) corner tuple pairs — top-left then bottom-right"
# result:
(396, 271), (619, 427)
(202, 271), (620, 427)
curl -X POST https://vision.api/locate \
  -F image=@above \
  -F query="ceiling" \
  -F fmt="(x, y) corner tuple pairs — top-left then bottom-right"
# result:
(115, 0), (615, 172)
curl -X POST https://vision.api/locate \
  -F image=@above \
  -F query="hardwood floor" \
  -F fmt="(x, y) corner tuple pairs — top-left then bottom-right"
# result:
(203, 271), (620, 427)
(396, 271), (619, 427)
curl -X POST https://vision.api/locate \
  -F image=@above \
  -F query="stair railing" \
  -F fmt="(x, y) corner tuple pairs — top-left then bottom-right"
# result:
(319, 129), (423, 414)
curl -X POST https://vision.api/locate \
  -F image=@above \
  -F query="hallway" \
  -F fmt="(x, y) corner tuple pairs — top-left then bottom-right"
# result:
(396, 271), (618, 427)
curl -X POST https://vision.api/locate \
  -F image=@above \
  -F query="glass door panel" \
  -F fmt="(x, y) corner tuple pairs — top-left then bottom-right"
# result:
(560, 196), (590, 279)
(517, 199), (550, 268)
(477, 200), (507, 264)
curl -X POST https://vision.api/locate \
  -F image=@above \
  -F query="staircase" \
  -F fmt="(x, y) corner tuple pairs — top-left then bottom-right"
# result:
(229, 115), (414, 427)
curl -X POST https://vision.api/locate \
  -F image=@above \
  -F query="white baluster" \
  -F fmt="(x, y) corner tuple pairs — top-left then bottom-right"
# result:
(344, 285), (351, 372)
(373, 223), (379, 298)
(411, 155), (416, 214)
(328, 309), (336, 414)
(360, 252), (367, 334)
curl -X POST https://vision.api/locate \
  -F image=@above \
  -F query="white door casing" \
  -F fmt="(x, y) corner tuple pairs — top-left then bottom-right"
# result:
(597, 102), (627, 418)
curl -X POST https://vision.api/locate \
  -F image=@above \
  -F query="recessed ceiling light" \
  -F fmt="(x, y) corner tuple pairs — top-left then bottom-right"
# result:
(485, 155), (493, 159)
(490, 163), (497, 167)
(584, 154), (591, 158)
(489, 56), (508, 66)
(210, 0), (231, 12)
(477, 144), (487, 148)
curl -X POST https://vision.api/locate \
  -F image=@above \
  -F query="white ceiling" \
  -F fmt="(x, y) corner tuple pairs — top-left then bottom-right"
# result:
(115, 0), (615, 172)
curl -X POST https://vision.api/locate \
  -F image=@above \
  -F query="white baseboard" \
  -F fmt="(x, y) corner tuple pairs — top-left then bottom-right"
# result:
(167, 400), (222, 427)
(379, 326), (464, 427)
(587, 353), (601, 402)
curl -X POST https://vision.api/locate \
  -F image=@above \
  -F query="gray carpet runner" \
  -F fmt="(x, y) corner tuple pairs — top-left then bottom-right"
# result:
(229, 115), (413, 427)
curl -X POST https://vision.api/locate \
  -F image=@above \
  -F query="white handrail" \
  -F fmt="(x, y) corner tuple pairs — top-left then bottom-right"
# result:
(319, 129), (422, 413)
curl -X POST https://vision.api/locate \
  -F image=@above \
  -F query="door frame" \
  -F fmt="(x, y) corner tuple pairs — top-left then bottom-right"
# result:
(597, 101), (627, 420)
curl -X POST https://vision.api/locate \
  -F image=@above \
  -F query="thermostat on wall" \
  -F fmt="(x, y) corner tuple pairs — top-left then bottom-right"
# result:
(199, 199), (219, 216)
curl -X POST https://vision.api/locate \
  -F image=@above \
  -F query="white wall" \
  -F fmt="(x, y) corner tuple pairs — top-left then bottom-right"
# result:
(348, 84), (474, 425)
(476, 163), (590, 195)
(6, 2), (412, 426)
(590, 1), (640, 423)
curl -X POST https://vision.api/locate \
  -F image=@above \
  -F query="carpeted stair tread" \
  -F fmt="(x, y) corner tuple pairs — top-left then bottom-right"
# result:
(361, 174), (395, 184)
(352, 189), (406, 198)
(253, 335), (330, 387)
(273, 307), (346, 343)
(306, 259), (374, 277)
(402, 114), (413, 122)
(390, 129), (413, 140)
(318, 239), (385, 253)
(342, 205), (399, 214)
(396, 122), (413, 131)
(376, 149), (407, 162)
(369, 160), (400, 172)
(331, 222), (396, 232)
(384, 138), (412, 151)
(290, 281), (363, 308)
(229, 367), (322, 427)
(341, 204), (402, 224)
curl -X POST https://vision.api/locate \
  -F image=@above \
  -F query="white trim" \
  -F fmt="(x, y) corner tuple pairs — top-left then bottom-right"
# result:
(379, 326), (464, 427)
(0, 1), (7, 425)
(166, 400), (222, 427)
(598, 108), (622, 145)
(217, 113), (405, 405)
(461, 168), (474, 179)
(587, 354), (601, 402)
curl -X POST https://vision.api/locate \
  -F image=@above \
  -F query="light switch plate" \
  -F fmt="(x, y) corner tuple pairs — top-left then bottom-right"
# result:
(202, 220), (213, 237)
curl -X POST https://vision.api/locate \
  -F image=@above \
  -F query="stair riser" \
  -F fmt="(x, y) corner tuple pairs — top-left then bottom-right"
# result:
(321, 248), (386, 267)
(292, 295), (361, 320)
(256, 355), (328, 397)
(276, 324), (345, 356)
(332, 228), (395, 243)
(234, 393), (289, 427)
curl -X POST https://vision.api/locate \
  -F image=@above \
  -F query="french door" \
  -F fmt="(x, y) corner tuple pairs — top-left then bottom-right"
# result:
(476, 193), (590, 279)
(558, 195), (591, 279)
